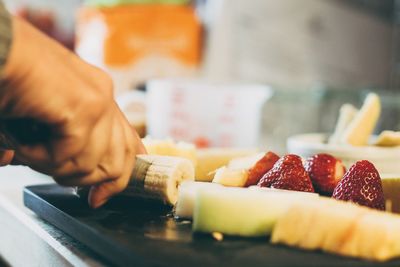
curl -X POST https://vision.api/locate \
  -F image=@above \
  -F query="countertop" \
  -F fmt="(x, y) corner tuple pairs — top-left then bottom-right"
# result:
(0, 166), (104, 267)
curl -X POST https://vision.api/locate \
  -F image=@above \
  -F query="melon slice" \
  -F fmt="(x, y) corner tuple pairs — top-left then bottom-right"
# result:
(271, 197), (400, 261)
(192, 187), (317, 237)
(174, 181), (221, 219)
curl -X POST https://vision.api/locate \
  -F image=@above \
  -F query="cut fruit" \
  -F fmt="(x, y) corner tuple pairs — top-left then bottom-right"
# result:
(193, 187), (317, 237)
(174, 181), (221, 219)
(381, 174), (400, 213)
(304, 153), (345, 196)
(122, 154), (195, 205)
(271, 197), (400, 262)
(212, 167), (248, 187)
(227, 153), (265, 170)
(329, 104), (358, 144)
(245, 152), (280, 187)
(142, 137), (197, 166)
(332, 160), (385, 210)
(340, 93), (381, 146)
(374, 131), (400, 147)
(249, 186), (318, 196)
(195, 148), (258, 182)
(258, 154), (314, 193)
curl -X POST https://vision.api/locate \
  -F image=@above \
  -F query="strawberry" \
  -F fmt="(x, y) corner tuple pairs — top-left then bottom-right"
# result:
(304, 153), (346, 196)
(245, 151), (280, 187)
(332, 160), (385, 210)
(257, 154), (314, 192)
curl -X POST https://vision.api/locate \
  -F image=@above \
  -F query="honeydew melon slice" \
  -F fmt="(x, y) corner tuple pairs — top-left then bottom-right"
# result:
(174, 181), (221, 219)
(192, 187), (317, 237)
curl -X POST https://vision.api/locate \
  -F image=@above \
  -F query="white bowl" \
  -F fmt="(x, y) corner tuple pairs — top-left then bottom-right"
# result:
(287, 133), (400, 174)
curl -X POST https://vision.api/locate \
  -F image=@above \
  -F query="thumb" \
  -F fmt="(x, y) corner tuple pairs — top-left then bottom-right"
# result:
(0, 150), (14, 166)
(88, 176), (130, 209)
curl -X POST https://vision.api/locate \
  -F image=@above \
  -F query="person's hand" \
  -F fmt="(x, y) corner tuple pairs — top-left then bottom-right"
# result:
(0, 17), (145, 208)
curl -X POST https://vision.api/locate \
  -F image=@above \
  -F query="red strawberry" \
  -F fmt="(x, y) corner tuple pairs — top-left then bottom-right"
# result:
(245, 151), (280, 187)
(257, 154), (314, 193)
(304, 153), (346, 196)
(332, 160), (385, 210)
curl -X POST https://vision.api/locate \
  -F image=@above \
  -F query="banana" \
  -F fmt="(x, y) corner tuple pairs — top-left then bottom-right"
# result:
(328, 104), (358, 144)
(340, 93), (381, 146)
(142, 137), (197, 166)
(374, 130), (400, 147)
(212, 166), (249, 187)
(120, 154), (195, 205)
(227, 152), (265, 169)
(195, 148), (258, 181)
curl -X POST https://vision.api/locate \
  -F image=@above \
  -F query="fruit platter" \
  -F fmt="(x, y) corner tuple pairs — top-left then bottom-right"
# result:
(24, 93), (400, 266)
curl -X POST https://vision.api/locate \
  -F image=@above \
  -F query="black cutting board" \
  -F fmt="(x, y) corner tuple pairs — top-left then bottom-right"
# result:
(24, 184), (400, 267)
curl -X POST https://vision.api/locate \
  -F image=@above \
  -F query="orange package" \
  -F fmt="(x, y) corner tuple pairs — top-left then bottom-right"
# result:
(76, 5), (203, 94)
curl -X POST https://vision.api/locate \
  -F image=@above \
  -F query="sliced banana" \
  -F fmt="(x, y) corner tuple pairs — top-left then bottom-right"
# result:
(328, 104), (358, 144)
(340, 93), (381, 146)
(142, 137), (197, 166)
(374, 131), (400, 147)
(195, 148), (258, 182)
(122, 154), (195, 205)
(212, 166), (249, 187)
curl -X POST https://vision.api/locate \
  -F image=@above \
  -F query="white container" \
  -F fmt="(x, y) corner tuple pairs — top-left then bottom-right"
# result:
(287, 133), (400, 174)
(147, 80), (272, 148)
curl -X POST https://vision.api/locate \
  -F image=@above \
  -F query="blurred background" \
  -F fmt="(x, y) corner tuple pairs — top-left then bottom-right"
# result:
(3, 0), (400, 153)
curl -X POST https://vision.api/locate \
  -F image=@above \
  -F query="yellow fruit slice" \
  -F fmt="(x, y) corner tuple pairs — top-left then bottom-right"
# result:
(341, 93), (381, 146)
(328, 104), (358, 144)
(142, 137), (197, 166)
(195, 148), (258, 182)
(212, 167), (249, 187)
(381, 174), (400, 213)
(271, 197), (400, 261)
(374, 131), (400, 147)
